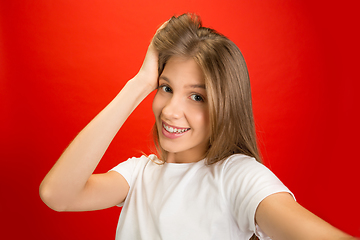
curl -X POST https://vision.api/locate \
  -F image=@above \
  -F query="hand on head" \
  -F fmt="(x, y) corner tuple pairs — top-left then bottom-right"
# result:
(136, 20), (169, 91)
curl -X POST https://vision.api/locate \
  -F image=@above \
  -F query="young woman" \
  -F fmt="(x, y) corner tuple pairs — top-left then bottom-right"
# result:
(40, 14), (356, 240)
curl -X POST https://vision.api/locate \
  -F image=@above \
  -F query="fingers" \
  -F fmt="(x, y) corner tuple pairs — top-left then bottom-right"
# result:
(155, 18), (170, 34)
(159, 20), (169, 30)
(150, 18), (170, 45)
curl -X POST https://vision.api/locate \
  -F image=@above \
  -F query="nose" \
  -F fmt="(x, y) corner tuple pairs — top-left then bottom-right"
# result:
(162, 95), (183, 120)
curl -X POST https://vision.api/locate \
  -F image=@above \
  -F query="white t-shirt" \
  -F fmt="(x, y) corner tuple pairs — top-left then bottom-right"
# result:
(110, 154), (293, 240)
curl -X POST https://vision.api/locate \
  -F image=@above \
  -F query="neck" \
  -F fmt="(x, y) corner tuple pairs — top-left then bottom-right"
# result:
(165, 151), (206, 164)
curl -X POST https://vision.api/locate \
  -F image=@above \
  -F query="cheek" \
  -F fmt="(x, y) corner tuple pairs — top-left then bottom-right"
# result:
(152, 93), (164, 120)
(152, 93), (161, 116)
(188, 107), (210, 130)
(200, 111), (210, 132)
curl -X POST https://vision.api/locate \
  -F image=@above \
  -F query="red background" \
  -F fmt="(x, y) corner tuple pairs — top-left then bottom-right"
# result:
(1, 0), (359, 239)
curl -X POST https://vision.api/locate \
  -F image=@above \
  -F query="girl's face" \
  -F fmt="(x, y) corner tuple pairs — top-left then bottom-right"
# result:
(152, 57), (210, 163)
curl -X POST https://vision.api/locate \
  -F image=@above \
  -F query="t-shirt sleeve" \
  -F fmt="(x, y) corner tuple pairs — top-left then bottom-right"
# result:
(109, 157), (139, 186)
(109, 156), (148, 206)
(222, 155), (294, 237)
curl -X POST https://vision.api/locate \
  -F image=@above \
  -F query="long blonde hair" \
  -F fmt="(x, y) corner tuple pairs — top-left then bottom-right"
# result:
(152, 13), (261, 165)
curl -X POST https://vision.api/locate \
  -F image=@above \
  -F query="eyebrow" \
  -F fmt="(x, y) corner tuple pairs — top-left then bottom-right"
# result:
(159, 76), (206, 89)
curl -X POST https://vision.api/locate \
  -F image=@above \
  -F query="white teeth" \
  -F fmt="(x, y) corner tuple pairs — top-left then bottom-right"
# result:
(163, 124), (189, 133)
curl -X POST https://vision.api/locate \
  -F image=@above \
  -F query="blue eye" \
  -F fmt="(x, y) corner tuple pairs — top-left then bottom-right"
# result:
(190, 94), (204, 102)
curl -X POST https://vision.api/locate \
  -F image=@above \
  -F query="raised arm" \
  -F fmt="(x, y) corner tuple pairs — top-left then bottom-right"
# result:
(255, 192), (356, 240)
(39, 30), (161, 212)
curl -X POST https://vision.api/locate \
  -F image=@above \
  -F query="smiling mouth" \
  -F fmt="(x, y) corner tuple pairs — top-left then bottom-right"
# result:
(162, 122), (190, 134)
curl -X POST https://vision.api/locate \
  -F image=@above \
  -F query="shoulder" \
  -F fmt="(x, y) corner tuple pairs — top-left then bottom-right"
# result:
(109, 154), (159, 183)
(220, 154), (294, 234)
(111, 154), (158, 170)
(207, 154), (267, 183)
(220, 154), (293, 204)
(219, 154), (265, 174)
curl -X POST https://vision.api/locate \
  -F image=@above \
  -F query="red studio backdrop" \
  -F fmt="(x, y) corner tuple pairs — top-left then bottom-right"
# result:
(1, 0), (359, 239)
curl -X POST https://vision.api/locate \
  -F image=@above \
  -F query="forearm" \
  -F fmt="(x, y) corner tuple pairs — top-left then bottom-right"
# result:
(256, 193), (357, 240)
(40, 76), (154, 209)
